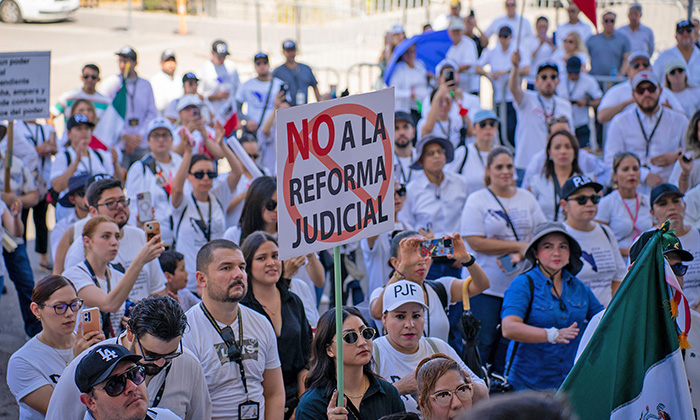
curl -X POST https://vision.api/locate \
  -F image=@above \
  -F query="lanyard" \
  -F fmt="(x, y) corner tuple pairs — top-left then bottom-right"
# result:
(537, 94), (556, 122)
(200, 302), (249, 395)
(487, 188), (520, 241)
(191, 193), (212, 241)
(436, 119), (452, 141)
(83, 259), (111, 292)
(394, 151), (413, 184)
(619, 190), (640, 233)
(151, 364), (172, 407)
(124, 77), (139, 113)
(635, 109), (664, 164)
(474, 144), (486, 168)
(566, 78), (579, 99)
(552, 172), (562, 222)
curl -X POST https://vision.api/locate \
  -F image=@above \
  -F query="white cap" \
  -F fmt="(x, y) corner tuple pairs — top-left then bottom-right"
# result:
(176, 94), (203, 112)
(145, 117), (174, 138)
(383, 280), (429, 313)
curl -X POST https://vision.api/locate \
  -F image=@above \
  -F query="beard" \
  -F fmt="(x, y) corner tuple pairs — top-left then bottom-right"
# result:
(639, 101), (659, 114)
(208, 279), (247, 304)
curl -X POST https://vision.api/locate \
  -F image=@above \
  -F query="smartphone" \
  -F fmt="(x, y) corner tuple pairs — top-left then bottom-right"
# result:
(144, 220), (161, 243)
(137, 192), (153, 222)
(124, 300), (135, 318)
(82, 307), (101, 337)
(420, 238), (454, 258)
(444, 68), (455, 83)
(683, 152), (693, 163)
(498, 254), (519, 275)
(280, 83), (289, 95)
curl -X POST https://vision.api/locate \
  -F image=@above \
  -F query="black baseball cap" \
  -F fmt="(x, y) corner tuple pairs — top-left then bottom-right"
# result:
(66, 114), (95, 131)
(395, 111), (414, 126)
(498, 26), (512, 37)
(629, 230), (694, 264)
(116, 46), (137, 61)
(254, 52), (269, 62)
(282, 40), (297, 50)
(677, 20), (694, 32)
(182, 72), (199, 83)
(560, 175), (603, 200)
(651, 183), (684, 206)
(75, 344), (142, 393)
(212, 40), (230, 57)
(161, 49), (176, 62)
(58, 174), (90, 208)
(566, 56), (582, 74)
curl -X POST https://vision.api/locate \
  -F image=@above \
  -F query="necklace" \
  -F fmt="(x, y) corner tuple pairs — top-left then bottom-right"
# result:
(40, 332), (74, 366)
(345, 375), (369, 399)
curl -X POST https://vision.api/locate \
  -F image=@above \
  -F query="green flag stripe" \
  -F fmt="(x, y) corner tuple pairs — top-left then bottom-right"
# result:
(112, 79), (128, 120)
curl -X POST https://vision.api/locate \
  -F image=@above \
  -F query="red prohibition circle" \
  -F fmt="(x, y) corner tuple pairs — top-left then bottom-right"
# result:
(283, 102), (393, 243)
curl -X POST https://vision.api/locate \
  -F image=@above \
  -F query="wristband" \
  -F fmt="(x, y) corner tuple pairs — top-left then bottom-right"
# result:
(545, 327), (559, 344)
(461, 253), (476, 267)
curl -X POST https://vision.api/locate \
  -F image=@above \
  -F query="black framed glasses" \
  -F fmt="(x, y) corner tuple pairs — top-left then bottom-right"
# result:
(670, 68), (685, 76)
(95, 366), (145, 397)
(431, 383), (473, 407)
(40, 299), (83, 315)
(220, 326), (243, 364)
(478, 120), (497, 128)
(340, 327), (376, 344)
(631, 62), (650, 70)
(95, 198), (130, 210)
(539, 74), (558, 81)
(135, 336), (182, 362)
(265, 200), (278, 211)
(395, 185), (407, 197)
(635, 84), (657, 95)
(677, 26), (694, 34)
(671, 263), (688, 277)
(566, 194), (601, 205)
(189, 170), (218, 179)
(82, 74), (99, 80)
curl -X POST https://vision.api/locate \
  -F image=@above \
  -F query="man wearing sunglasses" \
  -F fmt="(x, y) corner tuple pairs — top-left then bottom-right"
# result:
(653, 20), (700, 88)
(50, 63), (111, 125)
(604, 71), (688, 190)
(47, 296), (211, 420)
(74, 344), (181, 420)
(586, 11), (631, 78)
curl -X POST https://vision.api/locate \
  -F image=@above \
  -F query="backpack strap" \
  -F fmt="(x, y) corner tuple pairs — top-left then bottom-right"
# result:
(372, 341), (381, 375)
(141, 154), (170, 198)
(425, 337), (439, 353)
(66, 149), (104, 167)
(424, 280), (448, 313)
(504, 273), (535, 377)
(457, 145), (469, 175)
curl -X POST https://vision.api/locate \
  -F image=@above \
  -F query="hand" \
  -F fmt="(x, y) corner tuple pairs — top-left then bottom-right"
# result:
(396, 236), (430, 276)
(110, 147), (120, 166)
(392, 374), (417, 396)
(649, 150), (682, 167)
(645, 172), (664, 188)
(574, 99), (587, 107)
(511, 50), (521, 67)
(245, 121), (259, 132)
(74, 329), (105, 356)
(274, 90), (286, 109)
(10, 200), (22, 217)
(661, 99), (673, 109)
(446, 233), (471, 264)
(124, 134), (142, 154)
(326, 390), (348, 420)
(680, 154), (694, 174)
(417, 227), (434, 239)
(1, 192), (18, 207)
(74, 140), (89, 159)
(179, 127), (194, 154)
(283, 256), (307, 278)
(214, 120), (225, 144)
(554, 322), (579, 344)
(134, 234), (164, 266)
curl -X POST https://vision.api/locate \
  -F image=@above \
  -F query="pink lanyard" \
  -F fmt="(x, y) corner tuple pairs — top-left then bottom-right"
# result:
(619, 190), (640, 235)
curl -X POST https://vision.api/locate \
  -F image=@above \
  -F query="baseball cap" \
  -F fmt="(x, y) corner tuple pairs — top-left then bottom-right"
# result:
(115, 46), (137, 61)
(66, 114), (95, 131)
(537, 61), (559, 74)
(75, 344), (142, 393)
(472, 109), (499, 124)
(566, 56), (582, 74)
(176, 94), (203, 112)
(677, 20), (694, 32)
(448, 18), (466, 31)
(58, 174), (90, 208)
(560, 175), (603, 200)
(282, 40), (297, 50)
(254, 52), (269, 62)
(395, 111), (415, 126)
(390, 23), (405, 34)
(145, 117), (174, 139)
(382, 280), (429, 313)
(629, 3), (642, 12)
(650, 183), (683, 206)
(182, 72), (198, 83)
(498, 26), (513, 37)
(631, 71), (659, 89)
(160, 49), (176, 62)
(410, 135), (455, 169)
(212, 40), (230, 57)
(665, 59), (687, 74)
(629, 230), (694, 264)
(450, 0), (461, 7)
(627, 50), (650, 66)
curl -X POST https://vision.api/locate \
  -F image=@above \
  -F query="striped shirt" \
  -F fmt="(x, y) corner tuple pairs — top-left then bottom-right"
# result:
(50, 88), (110, 121)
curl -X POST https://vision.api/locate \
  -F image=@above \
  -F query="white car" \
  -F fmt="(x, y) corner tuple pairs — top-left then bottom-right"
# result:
(0, 0), (79, 23)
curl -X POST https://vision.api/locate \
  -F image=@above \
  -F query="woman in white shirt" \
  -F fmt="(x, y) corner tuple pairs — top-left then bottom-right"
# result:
(447, 110), (499, 193)
(663, 60), (700, 119)
(7, 275), (104, 420)
(526, 130), (583, 222)
(390, 44), (429, 122)
(670, 111), (700, 193)
(550, 32), (588, 74)
(461, 147), (546, 377)
(417, 84), (466, 149)
(561, 175), (627, 307)
(596, 152), (652, 258)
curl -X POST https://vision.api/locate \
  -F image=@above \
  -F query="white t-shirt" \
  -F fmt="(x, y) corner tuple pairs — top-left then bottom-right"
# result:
(197, 60), (241, 114)
(555, 21), (594, 48)
(460, 188), (546, 297)
(224, 173), (253, 228)
(526, 173), (566, 222)
(477, 44), (531, 103)
(150, 71), (184, 114)
(8, 336), (73, 420)
(369, 277), (454, 342)
(678, 228), (700, 309)
(595, 191), (652, 250)
(445, 36), (479, 94)
(235, 77), (283, 126)
(83, 407), (181, 420)
(390, 60), (430, 113)
(555, 72), (602, 128)
(51, 211), (80, 262)
(484, 14), (534, 44)
(446, 144), (490, 193)
(183, 303), (281, 420)
(173, 180), (234, 291)
(416, 114), (464, 148)
(373, 336), (484, 414)
(49, 148), (114, 196)
(290, 277), (320, 328)
(564, 223), (626, 307)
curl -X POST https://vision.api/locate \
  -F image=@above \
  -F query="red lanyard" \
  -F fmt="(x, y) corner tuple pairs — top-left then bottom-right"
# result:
(618, 190), (640, 234)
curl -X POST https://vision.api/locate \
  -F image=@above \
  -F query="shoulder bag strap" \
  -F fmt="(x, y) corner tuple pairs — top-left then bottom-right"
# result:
(372, 341), (380, 375)
(504, 273), (535, 376)
(552, 172), (562, 222)
(486, 188), (519, 241)
(457, 145), (469, 175)
(256, 79), (276, 128)
(425, 337), (439, 353)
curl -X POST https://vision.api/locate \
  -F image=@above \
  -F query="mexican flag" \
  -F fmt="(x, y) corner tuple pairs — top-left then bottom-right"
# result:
(92, 70), (128, 150)
(559, 227), (694, 420)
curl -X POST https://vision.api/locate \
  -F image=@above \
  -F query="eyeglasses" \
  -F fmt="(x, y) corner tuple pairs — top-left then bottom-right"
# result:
(95, 366), (145, 397)
(677, 26), (694, 34)
(539, 74), (558, 81)
(82, 75), (99, 80)
(265, 199), (277, 211)
(670, 68), (685, 76)
(189, 171), (218, 179)
(604, 18), (615, 23)
(95, 198), (130, 210)
(424, 148), (446, 158)
(566, 194), (601, 205)
(134, 336), (182, 362)
(564, 39), (575, 44)
(149, 132), (172, 140)
(671, 262), (688, 276)
(248, 153), (260, 160)
(631, 62), (650, 70)
(40, 299), (83, 315)
(431, 383), (473, 407)
(339, 327), (376, 344)
(220, 326), (243, 364)
(635, 84), (657, 95)
(478, 120), (497, 128)
(395, 185), (407, 197)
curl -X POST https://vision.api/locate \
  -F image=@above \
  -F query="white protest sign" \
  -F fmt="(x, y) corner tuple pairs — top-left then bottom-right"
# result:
(276, 88), (395, 259)
(0, 51), (51, 121)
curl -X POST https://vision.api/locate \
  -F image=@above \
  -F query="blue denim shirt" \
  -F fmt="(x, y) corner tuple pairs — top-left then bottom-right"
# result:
(501, 266), (604, 390)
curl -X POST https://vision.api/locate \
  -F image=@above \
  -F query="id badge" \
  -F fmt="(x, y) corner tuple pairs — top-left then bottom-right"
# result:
(128, 118), (140, 127)
(239, 400), (260, 420)
(295, 90), (306, 105)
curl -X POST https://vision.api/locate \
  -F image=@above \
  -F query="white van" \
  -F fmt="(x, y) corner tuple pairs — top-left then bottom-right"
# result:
(0, 0), (79, 23)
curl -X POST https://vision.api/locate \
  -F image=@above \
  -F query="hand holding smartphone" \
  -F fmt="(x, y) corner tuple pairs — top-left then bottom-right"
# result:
(144, 221), (161, 243)
(82, 307), (101, 338)
(498, 254), (519, 274)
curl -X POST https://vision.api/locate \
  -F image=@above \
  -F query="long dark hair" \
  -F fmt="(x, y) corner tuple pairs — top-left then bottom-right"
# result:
(541, 130), (581, 180)
(239, 176), (277, 242)
(241, 231), (285, 291)
(686, 110), (700, 155)
(305, 307), (375, 395)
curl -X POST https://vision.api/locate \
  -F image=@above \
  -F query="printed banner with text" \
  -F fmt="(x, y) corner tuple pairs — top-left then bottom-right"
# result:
(276, 88), (395, 259)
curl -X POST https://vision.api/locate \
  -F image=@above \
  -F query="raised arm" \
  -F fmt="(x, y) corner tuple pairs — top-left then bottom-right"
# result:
(509, 50), (524, 105)
(170, 128), (193, 209)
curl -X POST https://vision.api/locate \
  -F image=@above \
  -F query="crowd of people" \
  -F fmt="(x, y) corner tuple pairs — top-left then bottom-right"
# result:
(3, 0), (700, 419)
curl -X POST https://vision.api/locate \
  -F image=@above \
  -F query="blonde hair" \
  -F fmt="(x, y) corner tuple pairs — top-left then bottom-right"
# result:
(82, 215), (118, 239)
(415, 353), (470, 418)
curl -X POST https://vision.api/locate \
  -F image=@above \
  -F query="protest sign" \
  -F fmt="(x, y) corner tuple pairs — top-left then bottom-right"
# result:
(276, 88), (395, 259)
(0, 51), (51, 120)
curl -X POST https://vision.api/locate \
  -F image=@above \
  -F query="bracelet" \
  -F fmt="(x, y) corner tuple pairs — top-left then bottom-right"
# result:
(545, 327), (559, 344)
(461, 253), (476, 268)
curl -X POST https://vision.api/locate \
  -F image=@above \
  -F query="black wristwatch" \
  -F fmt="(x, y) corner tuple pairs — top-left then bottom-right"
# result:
(461, 253), (476, 267)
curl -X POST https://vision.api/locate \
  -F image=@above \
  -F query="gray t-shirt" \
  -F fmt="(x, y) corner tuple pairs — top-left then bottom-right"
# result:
(271, 63), (318, 105)
(585, 32), (631, 75)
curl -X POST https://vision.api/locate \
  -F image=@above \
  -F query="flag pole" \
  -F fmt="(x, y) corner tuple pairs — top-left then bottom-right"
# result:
(334, 245), (344, 407)
(4, 121), (12, 193)
(515, 0), (526, 50)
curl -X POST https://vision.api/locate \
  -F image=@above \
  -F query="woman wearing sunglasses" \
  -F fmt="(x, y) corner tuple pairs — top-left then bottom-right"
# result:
(240, 231), (312, 419)
(7, 275), (105, 419)
(171, 126), (243, 292)
(296, 307), (405, 420)
(663, 60), (700, 119)
(415, 354), (474, 420)
(501, 222), (603, 390)
(62, 216), (164, 337)
(447, 110), (498, 193)
(560, 176), (626, 307)
(372, 280), (487, 414)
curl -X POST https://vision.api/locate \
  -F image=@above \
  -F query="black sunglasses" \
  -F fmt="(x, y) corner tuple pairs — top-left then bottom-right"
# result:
(190, 170), (218, 179)
(478, 120), (497, 128)
(40, 299), (83, 315)
(265, 200), (277, 211)
(539, 74), (558, 81)
(395, 185), (407, 197)
(95, 366), (145, 397)
(135, 336), (182, 362)
(82, 74), (99, 80)
(604, 18), (615, 23)
(631, 62), (650, 70)
(670, 68), (685, 76)
(677, 26), (694, 34)
(671, 262), (688, 277)
(567, 194), (601, 205)
(340, 327), (377, 344)
(635, 84), (657, 95)
(221, 326), (243, 364)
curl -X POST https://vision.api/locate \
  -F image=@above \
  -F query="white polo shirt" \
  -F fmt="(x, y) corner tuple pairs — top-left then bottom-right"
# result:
(445, 36), (479, 93)
(555, 72), (603, 127)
